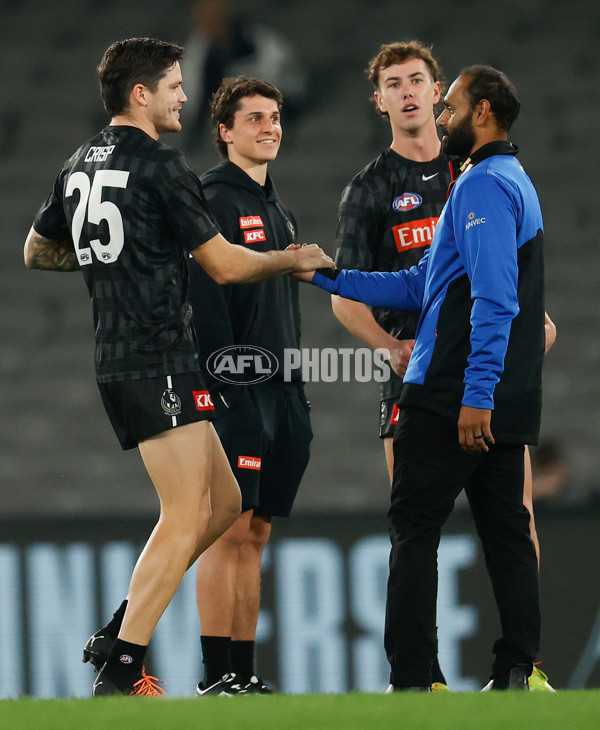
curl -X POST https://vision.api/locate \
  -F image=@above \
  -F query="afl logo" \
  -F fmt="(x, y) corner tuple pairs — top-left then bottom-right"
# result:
(393, 193), (422, 211)
(207, 345), (278, 385)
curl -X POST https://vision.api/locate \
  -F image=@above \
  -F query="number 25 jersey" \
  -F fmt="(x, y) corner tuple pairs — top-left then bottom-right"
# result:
(33, 126), (220, 383)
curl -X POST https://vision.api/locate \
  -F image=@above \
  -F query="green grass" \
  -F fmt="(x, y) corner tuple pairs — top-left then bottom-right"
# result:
(2, 692), (600, 730)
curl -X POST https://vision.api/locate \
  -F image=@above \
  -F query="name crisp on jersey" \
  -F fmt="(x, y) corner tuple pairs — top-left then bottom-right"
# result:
(239, 216), (264, 229)
(244, 228), (267, 244)
(238, 455), (262, 470)
(85, 145), (115, 162)
(392, 216), (439, 251)
(193, 390), (215, 411)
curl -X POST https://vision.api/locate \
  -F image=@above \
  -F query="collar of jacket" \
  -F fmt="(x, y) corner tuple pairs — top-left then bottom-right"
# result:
(460, 140), (518, 173)
(201, 159), (277, 200)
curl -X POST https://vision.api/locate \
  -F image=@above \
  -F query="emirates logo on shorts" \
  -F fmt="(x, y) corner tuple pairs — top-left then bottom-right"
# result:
(390, 404), (400, 425)
(161, 388), (182, 416)
(238, 456), (262, 470)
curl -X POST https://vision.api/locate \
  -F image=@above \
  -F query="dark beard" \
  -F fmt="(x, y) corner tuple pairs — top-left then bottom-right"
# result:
(442, 115), (476, 158)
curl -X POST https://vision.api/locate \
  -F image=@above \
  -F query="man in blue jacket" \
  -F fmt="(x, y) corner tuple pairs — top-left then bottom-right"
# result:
(306, 65), (544, 691)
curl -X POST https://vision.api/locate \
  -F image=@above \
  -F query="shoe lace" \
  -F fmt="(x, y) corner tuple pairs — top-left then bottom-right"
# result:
(130, 668), (166, 697)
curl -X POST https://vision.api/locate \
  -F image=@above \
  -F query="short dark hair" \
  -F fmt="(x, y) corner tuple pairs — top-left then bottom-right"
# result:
(366, 40), (443, 118)
(97, 38), (184, 116)
(210, 76), (283, 157)
(460, 65), (521, 132)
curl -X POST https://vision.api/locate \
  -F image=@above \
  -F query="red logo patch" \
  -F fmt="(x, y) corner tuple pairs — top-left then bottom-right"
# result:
(390, 404), (400, 425)
(239, 216), (264, 229)
(238, 455), (262, 470)
(193, 391), (215, 411)
(244, 229), (267, 244)
(392, 216), (439, 251)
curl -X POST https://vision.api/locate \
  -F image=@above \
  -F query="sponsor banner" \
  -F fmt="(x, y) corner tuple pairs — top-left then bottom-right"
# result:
(2, 511), (598, 697)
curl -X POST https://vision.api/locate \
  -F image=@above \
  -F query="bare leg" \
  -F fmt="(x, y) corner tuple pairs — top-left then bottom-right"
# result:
(188, 424), (243, 567)
(232, 514), (272, 641)
(118, 421), (239, 646)
(384, 437), (394, 485)
(523, 445), (540, 567)
(196, 510), (253, 636)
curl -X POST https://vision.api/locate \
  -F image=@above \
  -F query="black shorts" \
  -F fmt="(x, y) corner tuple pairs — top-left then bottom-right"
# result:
(212, 381), (312, 517)
(379, 395), (401, 439)
(98, 372), (216, 450)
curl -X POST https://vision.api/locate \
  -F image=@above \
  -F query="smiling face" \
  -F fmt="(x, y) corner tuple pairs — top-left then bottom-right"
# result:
(436, 75), (477, 158)
(374, 57), (441, 136)
(220, 95), (282, 168)
(145, 61), (187, 136)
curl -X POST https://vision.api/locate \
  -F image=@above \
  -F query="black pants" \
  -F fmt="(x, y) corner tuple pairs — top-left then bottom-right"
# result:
(385, 407), (540, 688)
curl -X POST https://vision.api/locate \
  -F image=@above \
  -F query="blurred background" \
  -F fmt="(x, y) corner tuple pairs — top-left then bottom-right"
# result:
(1, 0), (599, 697)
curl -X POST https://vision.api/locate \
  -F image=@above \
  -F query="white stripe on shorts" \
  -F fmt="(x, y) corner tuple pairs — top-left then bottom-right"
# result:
(166, 375), (177, 427)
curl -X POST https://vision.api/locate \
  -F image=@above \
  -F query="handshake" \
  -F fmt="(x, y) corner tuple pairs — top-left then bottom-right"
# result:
(286, 243), (336, 282)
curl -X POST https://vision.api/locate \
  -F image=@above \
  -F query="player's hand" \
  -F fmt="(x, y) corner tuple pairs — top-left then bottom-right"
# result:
(458, 406), (494, 453)
(388, 339), (415, 378)
(289, 244), (335, 282)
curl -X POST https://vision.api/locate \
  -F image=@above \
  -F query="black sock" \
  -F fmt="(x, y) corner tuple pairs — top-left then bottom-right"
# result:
(201, 636), (232, 686)
(103, 638), (146, 690)
(104, 599), (128, 640)
(231, 640), (255, 681)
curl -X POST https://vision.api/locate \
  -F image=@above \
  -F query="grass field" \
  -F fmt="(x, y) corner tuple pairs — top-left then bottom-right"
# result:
(2, 691), (600, 730)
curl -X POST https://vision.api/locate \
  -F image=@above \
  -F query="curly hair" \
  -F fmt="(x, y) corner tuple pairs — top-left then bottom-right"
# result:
(366, 40), (443, 117)
(210, 76), (283, 157)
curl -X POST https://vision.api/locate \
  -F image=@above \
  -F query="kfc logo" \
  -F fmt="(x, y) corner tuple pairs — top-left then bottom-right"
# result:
(239, 216), (264, 229)
(193, 391), (215, 411)
(244, 229), (267, 244)
(392, 216), (439, 251)
(238, 456), (262, 470)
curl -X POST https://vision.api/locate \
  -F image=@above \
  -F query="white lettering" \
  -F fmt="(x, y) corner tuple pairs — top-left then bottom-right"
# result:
(276, 539), (346, 693)
(283, 348), (301, 381)
(437, 536), (479, 691)
(84, 145), (115, 162)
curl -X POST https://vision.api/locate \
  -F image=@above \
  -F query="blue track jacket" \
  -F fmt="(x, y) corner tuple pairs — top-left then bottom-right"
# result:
(314, 142), (545, 444)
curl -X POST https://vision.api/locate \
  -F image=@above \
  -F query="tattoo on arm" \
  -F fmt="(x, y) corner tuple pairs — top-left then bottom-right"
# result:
(25, 232), (80, 271)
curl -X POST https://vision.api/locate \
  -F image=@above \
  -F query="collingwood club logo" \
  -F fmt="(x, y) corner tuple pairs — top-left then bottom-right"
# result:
(207, 345), (278, 384)
(161, 388), (182, 416)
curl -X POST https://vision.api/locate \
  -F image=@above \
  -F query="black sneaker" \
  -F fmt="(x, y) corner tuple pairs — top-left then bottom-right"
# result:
(196, 673), (247, 697)
(82, 630), (114, 671)
(481, 663), (530, 691)
(243, 675), (273, 694)
(92, 666), (165, 697)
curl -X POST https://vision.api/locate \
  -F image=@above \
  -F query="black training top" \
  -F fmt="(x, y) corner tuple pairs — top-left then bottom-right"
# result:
(334, 147), (452, 398)
(187, 159), (301, 383)
(34, 126), (220, 383)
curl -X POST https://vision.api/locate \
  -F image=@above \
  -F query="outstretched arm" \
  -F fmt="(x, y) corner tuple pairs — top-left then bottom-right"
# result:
(190, 233), (334, 285)
(307, 253), (428, 312)
(24, 227), (80, 271)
